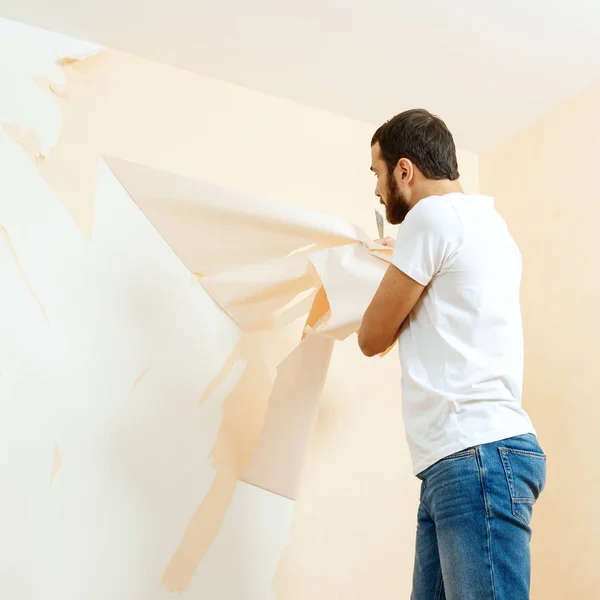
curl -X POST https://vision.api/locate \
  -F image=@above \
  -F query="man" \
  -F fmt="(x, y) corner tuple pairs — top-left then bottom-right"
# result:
(359, 109), (546, 600)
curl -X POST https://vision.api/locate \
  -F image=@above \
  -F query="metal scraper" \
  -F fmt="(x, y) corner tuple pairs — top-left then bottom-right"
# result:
(375, 209), (384, 239)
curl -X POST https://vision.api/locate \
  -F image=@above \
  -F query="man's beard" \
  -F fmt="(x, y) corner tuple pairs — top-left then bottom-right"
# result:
(384, 172), (411, 225)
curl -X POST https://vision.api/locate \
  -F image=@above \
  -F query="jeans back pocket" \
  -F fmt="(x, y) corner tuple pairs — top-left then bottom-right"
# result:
(499, 447), (547, 526)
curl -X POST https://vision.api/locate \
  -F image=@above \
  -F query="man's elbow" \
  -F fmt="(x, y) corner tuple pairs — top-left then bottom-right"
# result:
(360, 344), (380, 358)
(358, 331), (382, 358)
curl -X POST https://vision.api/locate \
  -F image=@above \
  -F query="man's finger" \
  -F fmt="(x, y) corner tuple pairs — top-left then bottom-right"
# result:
(374, 237), (395, 247)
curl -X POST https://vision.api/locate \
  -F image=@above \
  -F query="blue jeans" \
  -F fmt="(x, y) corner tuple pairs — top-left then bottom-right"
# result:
(411, 434), (546, 600)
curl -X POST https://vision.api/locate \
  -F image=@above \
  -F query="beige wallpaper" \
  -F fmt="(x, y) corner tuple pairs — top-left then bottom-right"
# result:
(480, 78), (600, 599)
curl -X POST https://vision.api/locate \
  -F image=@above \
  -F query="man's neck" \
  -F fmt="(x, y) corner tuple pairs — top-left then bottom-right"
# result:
(412, 180), (464, 205)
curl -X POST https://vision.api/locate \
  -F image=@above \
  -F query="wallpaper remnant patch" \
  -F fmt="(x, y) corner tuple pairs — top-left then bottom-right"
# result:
(0, 224), (50, 325)
(163, 335), (273, 592)
(0, 18), (103, 159)
(130, 366), (151, 393)
(49, 445), (62, 485)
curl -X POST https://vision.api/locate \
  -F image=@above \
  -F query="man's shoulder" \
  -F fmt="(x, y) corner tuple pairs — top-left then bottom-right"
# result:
(408, 195), (463, 227)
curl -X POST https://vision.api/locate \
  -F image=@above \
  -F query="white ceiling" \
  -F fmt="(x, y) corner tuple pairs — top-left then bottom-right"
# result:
(3, 0), (600, 152)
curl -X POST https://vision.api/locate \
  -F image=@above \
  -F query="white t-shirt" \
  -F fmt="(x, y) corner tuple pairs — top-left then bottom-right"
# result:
(391, 193), (535, 475)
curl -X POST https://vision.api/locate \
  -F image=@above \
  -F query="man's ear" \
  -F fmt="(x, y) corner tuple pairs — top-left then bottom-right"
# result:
(395, 158), (414, 182)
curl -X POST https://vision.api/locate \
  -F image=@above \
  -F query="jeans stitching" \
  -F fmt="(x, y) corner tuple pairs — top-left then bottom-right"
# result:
(477, 448), (497, 600)
(513, 510), (532, 526)
(499, 450), (515, 497)
(498, 447), (546, 460)
(498, 448), (540, 526)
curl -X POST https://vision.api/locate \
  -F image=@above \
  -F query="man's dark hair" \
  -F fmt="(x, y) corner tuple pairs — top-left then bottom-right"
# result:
(371, 109), (460, 181)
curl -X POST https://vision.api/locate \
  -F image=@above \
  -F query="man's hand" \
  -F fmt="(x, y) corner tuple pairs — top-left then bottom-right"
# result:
(375, 237), (396, 248)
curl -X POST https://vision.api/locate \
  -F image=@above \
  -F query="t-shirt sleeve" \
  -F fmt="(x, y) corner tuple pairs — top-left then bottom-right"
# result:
(391, 197), (464, 286)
